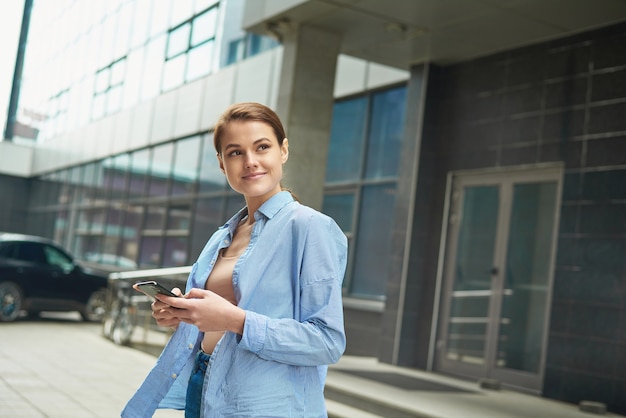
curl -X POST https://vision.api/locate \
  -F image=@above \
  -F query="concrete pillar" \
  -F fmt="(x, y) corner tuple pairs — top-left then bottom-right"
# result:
(275, 25), (340, 210)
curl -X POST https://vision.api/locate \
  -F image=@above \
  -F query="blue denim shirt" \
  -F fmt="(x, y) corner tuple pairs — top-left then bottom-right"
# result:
(122, 192), (347, 417)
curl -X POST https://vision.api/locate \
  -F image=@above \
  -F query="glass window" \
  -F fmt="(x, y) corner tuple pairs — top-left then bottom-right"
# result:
(167, 23), (191, 58)
(189, 196), (225, 260)
(107, 84), (123, 113)
(95, 68), (109, 93)
(119, 204), (142, 263)
(226, 38), (244, 66)
(43, 245), (74, 272)
(324, 85), (408, 299)
(139, 236), (162, 268)
(162, 53), (186, 91)
(128, 149), (151, 198)
(105, 153), (130, 200)
(144, 206), (166, 230)
(171, 136), (201, 195)
(350, 184), (397, 298)
(322, 192), (355, 233)
(148, 143), (174, 196)
(167, 204), (191, 231)
(162, 236), (189, 266)
(186, 41), (213, 81)
(110, 59), (126, 85)
(198, 133), (227, 193)
(365, 87), (407, 179)
(191, 8), (218, 46)
(326, 97), (368, 183)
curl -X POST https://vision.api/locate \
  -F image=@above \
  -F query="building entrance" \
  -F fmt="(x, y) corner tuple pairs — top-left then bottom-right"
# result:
(435, 166), (562, 393)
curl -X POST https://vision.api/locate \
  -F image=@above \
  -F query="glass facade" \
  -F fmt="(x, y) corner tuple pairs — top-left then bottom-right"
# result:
(323, 85), (407, 299)
(32, 132), (243, 269)
(28, 83), (407, 297)
(18, 0), (408, 301)
(14, 0), (276, 143)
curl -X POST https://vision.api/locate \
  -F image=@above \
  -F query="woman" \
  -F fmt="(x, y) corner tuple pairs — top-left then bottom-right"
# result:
(122, 102), (347, 417)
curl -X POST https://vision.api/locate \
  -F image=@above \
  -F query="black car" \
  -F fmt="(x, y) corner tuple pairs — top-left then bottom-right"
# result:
(0, 233), (109, 322)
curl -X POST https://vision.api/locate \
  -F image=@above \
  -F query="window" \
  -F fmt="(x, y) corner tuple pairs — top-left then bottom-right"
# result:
(43, 245), (74, 272)
(162, 5), (219, 91)
(323, 85), (407, 299)
(92, 58), (126, 120)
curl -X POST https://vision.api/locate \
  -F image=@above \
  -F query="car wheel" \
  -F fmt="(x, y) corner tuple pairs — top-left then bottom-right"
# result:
(0, 281), (23, 322)
(81, 288), (107, 322)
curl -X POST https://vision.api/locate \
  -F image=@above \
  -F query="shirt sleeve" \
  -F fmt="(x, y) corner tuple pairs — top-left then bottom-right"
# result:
(238, 213), (347, 366)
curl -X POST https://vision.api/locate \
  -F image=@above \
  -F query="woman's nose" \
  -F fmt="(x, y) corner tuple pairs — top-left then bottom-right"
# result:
(244, 153), (258, 167)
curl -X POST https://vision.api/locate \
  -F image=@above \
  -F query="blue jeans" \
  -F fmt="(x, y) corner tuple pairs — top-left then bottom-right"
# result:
(185, 350), (211, 418)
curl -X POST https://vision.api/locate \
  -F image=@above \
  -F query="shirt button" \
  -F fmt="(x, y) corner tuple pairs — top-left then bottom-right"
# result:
(188, 343), (193, 349)
(171, 373), (177, 379)
(223, 239), (230, 244)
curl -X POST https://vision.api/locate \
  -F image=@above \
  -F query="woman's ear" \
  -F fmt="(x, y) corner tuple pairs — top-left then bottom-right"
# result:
(217, 152), (225, 174)
(281, 139), (289, 163)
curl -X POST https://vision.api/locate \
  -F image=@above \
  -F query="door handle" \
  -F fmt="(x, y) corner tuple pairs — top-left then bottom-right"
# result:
(489, 267), (499, 276)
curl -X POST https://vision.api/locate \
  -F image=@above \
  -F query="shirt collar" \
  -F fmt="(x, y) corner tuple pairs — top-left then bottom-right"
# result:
(256, 191), (294, 220)
(221, 191), (294, 231)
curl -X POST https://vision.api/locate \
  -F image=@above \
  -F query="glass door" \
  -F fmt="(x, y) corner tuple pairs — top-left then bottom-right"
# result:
(435, 167), (562, 393)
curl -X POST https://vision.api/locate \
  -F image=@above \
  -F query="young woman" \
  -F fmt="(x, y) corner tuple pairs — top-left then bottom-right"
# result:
(122, 102), (347, 417)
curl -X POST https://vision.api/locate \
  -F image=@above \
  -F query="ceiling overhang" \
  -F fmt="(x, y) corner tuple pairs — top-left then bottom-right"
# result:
(243, 0), (626, 69)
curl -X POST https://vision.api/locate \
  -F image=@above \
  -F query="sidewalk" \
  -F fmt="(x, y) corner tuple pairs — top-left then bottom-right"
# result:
(0, 315), (623, 418)
(0, 315), (181, 418)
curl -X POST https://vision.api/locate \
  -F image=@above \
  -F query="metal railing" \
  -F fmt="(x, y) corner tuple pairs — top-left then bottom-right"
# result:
(102, 266), (192, 347)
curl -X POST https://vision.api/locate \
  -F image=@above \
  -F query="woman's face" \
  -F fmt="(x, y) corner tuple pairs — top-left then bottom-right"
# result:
(218, 120), (289, 205)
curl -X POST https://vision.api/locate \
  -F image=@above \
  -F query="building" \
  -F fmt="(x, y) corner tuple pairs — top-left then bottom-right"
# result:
(1, 0), (625, 414)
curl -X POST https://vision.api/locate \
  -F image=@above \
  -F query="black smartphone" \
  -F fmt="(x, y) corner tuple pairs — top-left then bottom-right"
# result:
(134, 280), (179, 299)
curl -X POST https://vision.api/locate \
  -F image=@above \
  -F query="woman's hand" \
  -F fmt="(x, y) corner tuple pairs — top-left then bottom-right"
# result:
(155, 288), (246, 335)
(147, 287), (184, 329)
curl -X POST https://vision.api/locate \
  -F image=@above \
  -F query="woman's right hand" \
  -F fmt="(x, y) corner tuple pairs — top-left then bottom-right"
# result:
(151, 287), (183, 328)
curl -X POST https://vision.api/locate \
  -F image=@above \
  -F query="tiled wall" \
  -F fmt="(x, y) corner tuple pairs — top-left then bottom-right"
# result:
(401, 22), (626, 413)
(0, 175), (30, 233)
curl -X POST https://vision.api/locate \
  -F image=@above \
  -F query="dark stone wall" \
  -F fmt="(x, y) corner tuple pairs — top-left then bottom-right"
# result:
(391, 21), (626, 414)
(0, 174), (30, 234)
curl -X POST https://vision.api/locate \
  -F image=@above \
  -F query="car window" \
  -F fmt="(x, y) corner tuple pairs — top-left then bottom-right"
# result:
(16, 242), (47, 264)
(43, 245), (74, 272)
(0, 242), (18, 258)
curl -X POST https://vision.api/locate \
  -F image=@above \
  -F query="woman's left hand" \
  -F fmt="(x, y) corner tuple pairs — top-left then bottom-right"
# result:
(155, 288), (245, 335)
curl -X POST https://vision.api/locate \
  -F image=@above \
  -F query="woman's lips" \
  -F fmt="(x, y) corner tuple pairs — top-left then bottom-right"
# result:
(243, 172), (265, 180)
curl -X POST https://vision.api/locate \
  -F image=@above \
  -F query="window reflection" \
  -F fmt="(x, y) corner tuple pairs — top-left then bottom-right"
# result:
(128, 148), (151, 198)
(167, 24), (191, 58)
(365, 87), (407, 179)
(324, 85), (407, 298)
(148, 143), (174, 197)
(172, 136), (201, 196)
(326, 97), (368, 183)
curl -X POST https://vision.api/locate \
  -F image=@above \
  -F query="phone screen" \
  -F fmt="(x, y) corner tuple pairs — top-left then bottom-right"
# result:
(134, 280), (178, 299)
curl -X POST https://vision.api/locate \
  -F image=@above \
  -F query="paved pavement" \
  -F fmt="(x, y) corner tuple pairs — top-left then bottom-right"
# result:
(0, 313), (180, 418)
(0, 313), (623, 418)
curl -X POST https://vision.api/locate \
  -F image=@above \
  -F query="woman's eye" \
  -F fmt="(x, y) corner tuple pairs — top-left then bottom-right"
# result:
(258, 144), (270, 151)
(228, 150), (242, 157)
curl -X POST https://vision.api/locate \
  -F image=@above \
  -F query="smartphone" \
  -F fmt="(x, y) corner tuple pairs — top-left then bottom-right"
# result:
(134, 280), (179, 299)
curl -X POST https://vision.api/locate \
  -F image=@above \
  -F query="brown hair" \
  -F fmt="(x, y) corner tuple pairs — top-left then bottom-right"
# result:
(213, 102), (299, 201)
(213, 102), (286, 155)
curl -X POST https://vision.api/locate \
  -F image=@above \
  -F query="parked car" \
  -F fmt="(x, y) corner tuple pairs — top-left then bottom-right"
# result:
(0, 233), (109, 322)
